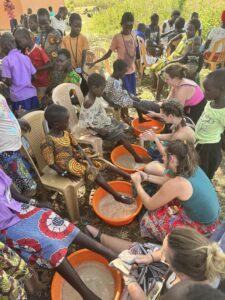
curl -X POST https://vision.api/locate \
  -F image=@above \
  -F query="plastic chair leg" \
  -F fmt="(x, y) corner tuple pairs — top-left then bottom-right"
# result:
(62, 184), (82, 222)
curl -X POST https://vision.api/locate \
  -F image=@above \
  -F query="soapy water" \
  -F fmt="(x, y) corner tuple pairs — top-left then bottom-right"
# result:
(62, 261), (115, 300)
(116, 154), (146, 169)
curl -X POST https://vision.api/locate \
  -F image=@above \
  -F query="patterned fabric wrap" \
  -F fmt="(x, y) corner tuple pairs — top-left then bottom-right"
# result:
(0, 150), (37, 195)
(0, 204), (80, 269)
(0, 241), (31, 299)
(129, 242), (169, 297)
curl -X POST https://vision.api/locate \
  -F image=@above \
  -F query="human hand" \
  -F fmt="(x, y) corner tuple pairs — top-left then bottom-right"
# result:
(131, 172), (142, 185)
(147, 111), (157, 118)
(18, 119), (31, 132)
(36, 201), (52, 209)
(138, 171), (148, 181)
(140, 129), (157, 142)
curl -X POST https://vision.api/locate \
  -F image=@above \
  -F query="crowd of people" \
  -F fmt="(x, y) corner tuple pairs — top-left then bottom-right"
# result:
(0, 4), (225, 300)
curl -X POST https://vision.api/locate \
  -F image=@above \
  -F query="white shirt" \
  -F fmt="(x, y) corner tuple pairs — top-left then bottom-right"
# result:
(0, 94), (21, 152)
(208, 27), (225, 51)
(50, 16), (67, 35)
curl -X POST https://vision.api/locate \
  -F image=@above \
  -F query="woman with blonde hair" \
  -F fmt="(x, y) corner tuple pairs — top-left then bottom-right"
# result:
(86, 226), (225, 300)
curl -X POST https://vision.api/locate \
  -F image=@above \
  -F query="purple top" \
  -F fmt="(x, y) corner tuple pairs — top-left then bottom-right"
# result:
(0, 169), (22, 230)
(2, 49), (37, 102)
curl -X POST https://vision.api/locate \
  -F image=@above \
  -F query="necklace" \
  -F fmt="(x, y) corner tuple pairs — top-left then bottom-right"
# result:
(69, 35), (79, 65)
(121, 33), (136, 59)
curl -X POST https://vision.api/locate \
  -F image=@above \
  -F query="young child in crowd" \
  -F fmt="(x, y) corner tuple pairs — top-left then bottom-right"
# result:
(168, 36), (203, 81)
(28, 14), (41, 45)
(41, 104), (134, 204)
(145, 14), (161, 51)
(104, 59), (153, 121)
(161, 10), (180, 43)
(89, 12), (137, 96)
(46, 49), (81, 97)
(162, 17), (185, 44)
(185, 12), (202, 36)
(37, 8), (62, 61)
(0, 32), (39, 113)
(78, 73), (150, 164)
(195, 68), (225, 179)
(62, 13), (89, 95)
(14, 27), (51, 100)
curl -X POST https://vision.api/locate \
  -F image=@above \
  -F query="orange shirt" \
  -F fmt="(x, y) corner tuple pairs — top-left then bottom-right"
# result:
(62, 33), (89, 68)
(110, 33), (136, 74)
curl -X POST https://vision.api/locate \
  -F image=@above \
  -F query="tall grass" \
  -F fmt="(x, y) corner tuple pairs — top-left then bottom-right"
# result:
(65, 0), (224, 39)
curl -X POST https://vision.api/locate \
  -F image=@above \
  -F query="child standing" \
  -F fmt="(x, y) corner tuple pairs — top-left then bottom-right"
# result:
(78, 73), (149, 165)
(195, 69), (225, 179)
(145, 14), (161, 50)
(28, 14), (41, 45)
(89, 12), (137, 96)
(0, 33), (39, 113)
(37, 8), (62, 61)
(41, 104), (134, 204)
(62, 13), (89, 95)
(14, 28), (51, 100)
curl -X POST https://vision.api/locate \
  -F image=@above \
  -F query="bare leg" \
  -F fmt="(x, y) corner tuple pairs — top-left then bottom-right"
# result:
(86, 225), (132, 255)
(127, 282), (147, 300)
(95, 173), (134, 204)
(144, 161), (165, 176)
(118, 133), (148, 163)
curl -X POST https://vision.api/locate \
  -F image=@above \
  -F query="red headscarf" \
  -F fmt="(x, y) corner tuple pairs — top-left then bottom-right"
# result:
(221, 10), (225, 24)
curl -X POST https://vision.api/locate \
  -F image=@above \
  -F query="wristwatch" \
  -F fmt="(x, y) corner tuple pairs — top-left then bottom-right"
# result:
(29, 198), (37, 206)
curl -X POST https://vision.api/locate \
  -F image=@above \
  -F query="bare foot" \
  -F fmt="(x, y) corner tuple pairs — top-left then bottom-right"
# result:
(139, 116), (147, 123)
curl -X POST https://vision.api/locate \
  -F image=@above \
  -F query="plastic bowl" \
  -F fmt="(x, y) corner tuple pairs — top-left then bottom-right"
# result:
(131, 116), (165, 137)
(51, 249), (122, 300)
(92, 181), (142, 226)
(111, 144), (150, 174)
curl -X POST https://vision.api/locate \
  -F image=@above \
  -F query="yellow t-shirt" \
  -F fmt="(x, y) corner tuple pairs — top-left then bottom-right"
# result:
(62, 33), (89, 68)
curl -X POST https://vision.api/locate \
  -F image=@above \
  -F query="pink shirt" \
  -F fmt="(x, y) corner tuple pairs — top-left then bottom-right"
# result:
(110, 33), (136, 74)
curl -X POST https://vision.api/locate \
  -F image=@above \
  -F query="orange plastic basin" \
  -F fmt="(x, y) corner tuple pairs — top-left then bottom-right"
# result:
(51, 249), (122, 300)
(92, 181), (142, 226)
(131, 116), (165, 137)
(111, 144), (150, 174)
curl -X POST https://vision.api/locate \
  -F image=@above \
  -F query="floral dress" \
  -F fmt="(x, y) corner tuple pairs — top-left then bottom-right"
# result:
(39, 28), (62, 61)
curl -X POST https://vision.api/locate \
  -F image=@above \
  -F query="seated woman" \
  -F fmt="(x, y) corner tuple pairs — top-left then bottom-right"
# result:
(141, 100), (195, 164)
(85, 226), (225, 299)
(148, 63), (206, 124)
(0, 168), (116, 300)
(133, 140), (219, 241)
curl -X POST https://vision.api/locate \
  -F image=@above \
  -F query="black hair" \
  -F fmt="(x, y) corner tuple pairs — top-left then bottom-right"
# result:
(58, 6), (67, 14)
(14, 27), (30, 39)
(29, 14), (38, 23)
(206, 68), (225, 90)
(87, 73), (106, 88)
(121, 12), (134, 25)
(161, 282), (225, 300)
(0, 32), (16, 50)
(137, 23), (146, 32)
(48, 6), (53, 12)
(171, 10), (180, 17)
(37, 8), (50, 19)
(188, 19), (201, 31)
(113, 59), (128, 72)
(44, 104), (68, 126)
(191, 12), (199, 18)
(57, 48), (71, 59)
(175, 17), (185, 30)
(151, 13), (159, 21)
(69, 13), (82, 24)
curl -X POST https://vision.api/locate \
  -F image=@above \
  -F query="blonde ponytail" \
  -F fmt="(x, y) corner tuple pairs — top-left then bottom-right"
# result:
(205, 242), (225, 282)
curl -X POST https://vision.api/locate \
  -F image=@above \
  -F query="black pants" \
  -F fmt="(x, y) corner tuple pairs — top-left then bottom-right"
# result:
(185, 98), (206, 124)
(196, 141), (222, 179)
(10, 18), (18, 32)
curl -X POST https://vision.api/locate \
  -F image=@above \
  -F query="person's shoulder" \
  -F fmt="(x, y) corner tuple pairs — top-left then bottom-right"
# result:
(79, 33), (88, 40)
(112, 33), (121, 40)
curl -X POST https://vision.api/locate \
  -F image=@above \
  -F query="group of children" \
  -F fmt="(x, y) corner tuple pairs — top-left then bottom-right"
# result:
(0, 5), (225, 300)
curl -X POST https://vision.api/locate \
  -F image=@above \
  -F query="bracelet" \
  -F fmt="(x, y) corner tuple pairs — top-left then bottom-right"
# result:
(61, 171), (68, 177)
(29, 198), (37, 206)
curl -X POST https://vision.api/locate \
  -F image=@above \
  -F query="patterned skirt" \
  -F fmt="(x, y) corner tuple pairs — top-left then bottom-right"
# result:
(0, 204), (80, 269)
(0, 241), (31, 299)
(140, 203), (218, 242)
(0, 150), (37, 195)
